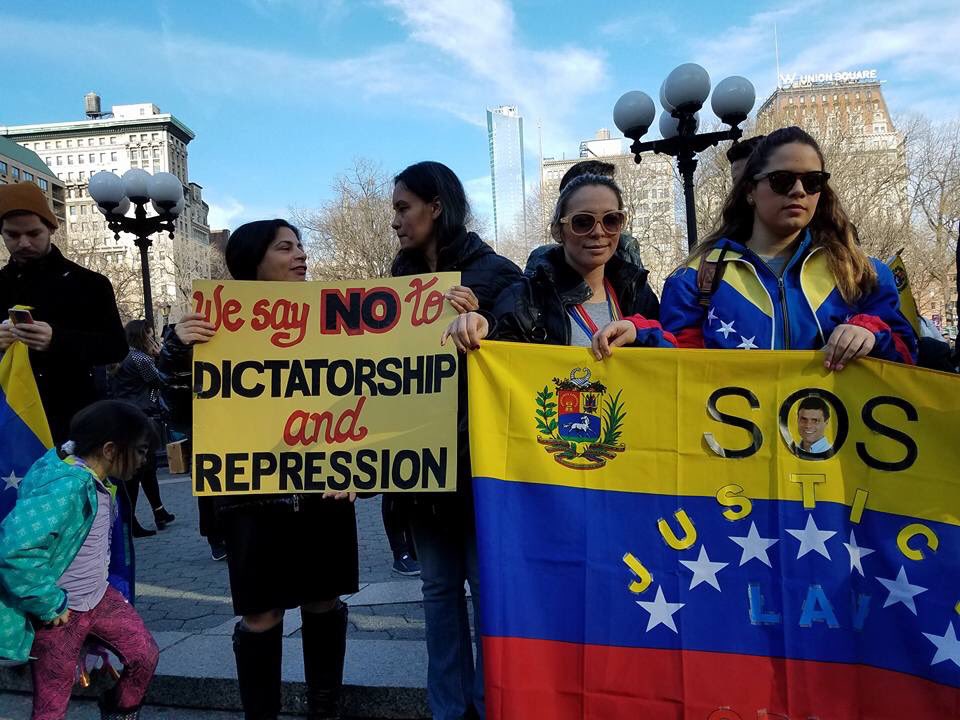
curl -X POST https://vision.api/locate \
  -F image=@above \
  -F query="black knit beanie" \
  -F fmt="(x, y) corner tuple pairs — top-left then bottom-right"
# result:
(225, 219), (300, 280)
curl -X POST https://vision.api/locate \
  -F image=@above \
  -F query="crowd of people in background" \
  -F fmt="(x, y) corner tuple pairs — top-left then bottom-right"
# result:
(0, 123), (954, 720)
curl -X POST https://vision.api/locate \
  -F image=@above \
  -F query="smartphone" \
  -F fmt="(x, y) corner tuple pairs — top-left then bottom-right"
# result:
(8, 306), (34, 325)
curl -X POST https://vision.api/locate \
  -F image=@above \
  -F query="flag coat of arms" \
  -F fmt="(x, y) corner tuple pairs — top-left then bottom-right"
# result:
(469, 341), (960, 720)
(0, 342), (53, 521)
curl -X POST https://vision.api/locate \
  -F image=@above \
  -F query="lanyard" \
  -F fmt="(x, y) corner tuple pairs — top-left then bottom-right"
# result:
(567, 279), (622, 337)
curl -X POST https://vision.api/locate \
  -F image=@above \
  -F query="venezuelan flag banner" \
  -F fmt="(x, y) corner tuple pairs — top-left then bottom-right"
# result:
(469, 341), (960, 720)
(0, 343), (53, 521)
(887, 253), (921, 335)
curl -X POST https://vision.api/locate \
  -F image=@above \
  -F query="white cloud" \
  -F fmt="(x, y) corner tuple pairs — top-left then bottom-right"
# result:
(382, 0), (609, 149)
(206, 197), (246, 230)
(689, 1), (960, 118)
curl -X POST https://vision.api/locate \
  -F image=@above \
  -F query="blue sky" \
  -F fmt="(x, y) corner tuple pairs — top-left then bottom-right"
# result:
(2, 0), (958, 231)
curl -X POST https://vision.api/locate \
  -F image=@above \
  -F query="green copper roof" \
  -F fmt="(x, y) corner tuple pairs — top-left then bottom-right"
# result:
(0, 135), (57, 177)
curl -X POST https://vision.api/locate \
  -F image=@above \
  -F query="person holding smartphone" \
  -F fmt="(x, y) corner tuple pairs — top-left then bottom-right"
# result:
(0, 182), (127, 444)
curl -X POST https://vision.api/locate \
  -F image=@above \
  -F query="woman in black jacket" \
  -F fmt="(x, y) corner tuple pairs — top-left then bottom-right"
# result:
(391, 161), (522, 720)
(112, 319), (175, 537)
(444, 173), (671, 351)
(157, 220), (356, 720)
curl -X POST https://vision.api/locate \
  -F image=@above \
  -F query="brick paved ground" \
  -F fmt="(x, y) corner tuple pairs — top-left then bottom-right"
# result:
(134, 471), (427, 641)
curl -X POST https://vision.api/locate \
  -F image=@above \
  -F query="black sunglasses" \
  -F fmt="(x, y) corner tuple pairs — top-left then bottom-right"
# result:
(559, 211), (627, 236)
(753, 170), (830, 195)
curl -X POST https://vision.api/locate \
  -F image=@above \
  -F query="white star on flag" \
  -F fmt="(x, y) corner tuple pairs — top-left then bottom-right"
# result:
(876, 566), (928, 615)
(729, 522), (779, 567)
(718, 320), (736, 338)
(736, 335), (758, 350)
(707, 308), (718, 325)
(679, 545), (728, 591)
(843, 529), (875, 575)
(2, 471), (21, 492)
(923, 621), (960, 668)
(636, 586), (685, 633)
(786, 514), (836, 560)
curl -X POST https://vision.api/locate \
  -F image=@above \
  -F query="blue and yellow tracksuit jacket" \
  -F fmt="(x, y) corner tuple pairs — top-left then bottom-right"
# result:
(653, 233), (917, 362)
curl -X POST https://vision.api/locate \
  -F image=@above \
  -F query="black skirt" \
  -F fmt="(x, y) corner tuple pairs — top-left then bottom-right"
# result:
(220, 495), (359, 616)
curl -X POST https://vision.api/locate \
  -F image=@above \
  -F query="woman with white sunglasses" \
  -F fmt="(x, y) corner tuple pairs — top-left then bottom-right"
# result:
(443, 173), (673, 351)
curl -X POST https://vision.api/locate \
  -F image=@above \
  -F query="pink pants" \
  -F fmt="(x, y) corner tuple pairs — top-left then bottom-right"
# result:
(30, 586), (159, 720)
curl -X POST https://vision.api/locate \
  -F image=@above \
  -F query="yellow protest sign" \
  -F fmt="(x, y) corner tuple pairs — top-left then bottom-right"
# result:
(191, 274), (460, 495)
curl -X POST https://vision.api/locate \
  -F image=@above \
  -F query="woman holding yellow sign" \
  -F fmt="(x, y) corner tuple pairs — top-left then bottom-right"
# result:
(158, 219), (357, 720)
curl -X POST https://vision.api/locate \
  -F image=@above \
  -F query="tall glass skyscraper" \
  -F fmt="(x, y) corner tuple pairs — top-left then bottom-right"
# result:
(486, 105), (526, 249)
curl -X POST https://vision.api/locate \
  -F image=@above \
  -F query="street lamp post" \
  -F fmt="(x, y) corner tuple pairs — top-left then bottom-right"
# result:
(613, 64), (756, 250)
(88, 169), (184, 329)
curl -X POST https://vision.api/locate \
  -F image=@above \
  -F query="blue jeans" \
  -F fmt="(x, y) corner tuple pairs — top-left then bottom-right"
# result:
(412, 509), (483, 720)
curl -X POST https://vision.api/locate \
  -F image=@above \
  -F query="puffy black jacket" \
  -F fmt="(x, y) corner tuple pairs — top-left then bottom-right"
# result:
(490, 245), (660, 345)
(392, 229), (523, 517)
(0, 245), (127, 443)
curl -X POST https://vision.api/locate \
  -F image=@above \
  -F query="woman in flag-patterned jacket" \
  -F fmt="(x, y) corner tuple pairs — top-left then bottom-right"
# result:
(594, 126), (917, 369)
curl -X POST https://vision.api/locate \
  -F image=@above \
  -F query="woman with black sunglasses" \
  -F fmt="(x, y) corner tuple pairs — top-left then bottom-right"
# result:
(443, 173), (672, 351)
(593, 126), (917, 368)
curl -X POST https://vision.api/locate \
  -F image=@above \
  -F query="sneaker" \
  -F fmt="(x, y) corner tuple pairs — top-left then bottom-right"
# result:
(210, 542), (227, 561)
(392, 553), (421, 576)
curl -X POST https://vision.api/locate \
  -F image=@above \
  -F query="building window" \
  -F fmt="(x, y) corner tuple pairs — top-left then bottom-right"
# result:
(77, 154), (84, 164)
(100, 153), (106, 162)
(152, 133), (158, 141)
(67, 139), (73, 148)
(23, 171), (33, 181)
(90, 153), (96, 163)
(153, 148), (160, 160)
(78, 171), (85, 181)
(67, 172), (74, 181)
(45, 141), (51, 149)
(80, 204), (87, 215)
(140, 134), (147, 141)
(110, 136), (116, 144)
(111, 152), (117, 161)
(55, 141), (62, 148)
(0, 160), (7, 174)
(46, 157), (52, 165)
(129, 135), (136, 143)
(13, 168), (20, 180)
(67, 156), (73, 165)
(38, 178), (48, 191)
(130, 159), (138, 167)
(99, 137), (106, 145)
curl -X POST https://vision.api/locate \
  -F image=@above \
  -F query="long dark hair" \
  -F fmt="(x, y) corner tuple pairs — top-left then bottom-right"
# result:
(394, 161), (471, 243)
(225, 219), (301, 281)
(693, 126), (876, 303)
(124, 319), (153, 353)
(68, 400), (156, 476)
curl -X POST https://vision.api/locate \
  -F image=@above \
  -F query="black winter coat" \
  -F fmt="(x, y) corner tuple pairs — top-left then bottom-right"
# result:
(490, 245), (660, 345)
(392, 229), (523, 517)
(0, 245), (127, 443)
